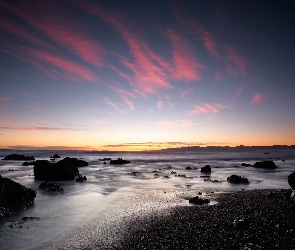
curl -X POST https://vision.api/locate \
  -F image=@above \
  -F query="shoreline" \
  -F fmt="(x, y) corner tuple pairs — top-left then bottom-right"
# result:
(42, 188), (295, 250)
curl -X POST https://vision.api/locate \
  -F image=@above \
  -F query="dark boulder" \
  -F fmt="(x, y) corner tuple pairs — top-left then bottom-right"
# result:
(110, 158), (131, 164)
(75, 175), (87, 182)
(288, 172), (295, 189)
(33, 158), (85, 181)
(39, 182), (64, 191)
(241, 163), (251, 167)
(0, 177), (36, 216)
(189, 196), (210, 205)
(186, 166), (192, 170)
(201, 165), (211, 173)
(253, 161), (277, 169)
(1, 154), (35, 161)
(227, 175), (249, 184)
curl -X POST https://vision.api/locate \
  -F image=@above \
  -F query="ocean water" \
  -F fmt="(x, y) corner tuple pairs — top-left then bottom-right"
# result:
(0, 148), (294, 249)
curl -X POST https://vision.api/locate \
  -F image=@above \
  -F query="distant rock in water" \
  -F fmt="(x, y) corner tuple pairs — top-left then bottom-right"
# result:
(1, 154), (35, 161)
(33, 157), (87, 181)
(201, 165), (211, 172)
(22, 161), (35, 166)
(50, 154), (61, 159)
(110, 158), (131, 164)
(288, 172), (295, 189)
(75, 175), (87, 182)
(0, 177), (36, 216)
(39, 182), (64, 191)
(253, 161), (277, 169)
(227, 175), (249, 184)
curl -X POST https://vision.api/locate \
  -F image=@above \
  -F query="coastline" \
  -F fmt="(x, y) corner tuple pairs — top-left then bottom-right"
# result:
(42, 188), (295, 250)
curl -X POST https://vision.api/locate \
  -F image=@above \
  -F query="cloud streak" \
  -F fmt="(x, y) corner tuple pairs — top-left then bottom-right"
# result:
(250, 93), (264, 104)
(187, 102), (231, 115)
(150, 120), (198, 128)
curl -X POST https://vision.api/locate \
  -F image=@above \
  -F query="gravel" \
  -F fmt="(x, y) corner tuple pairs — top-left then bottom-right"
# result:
(113, 189), (295, 250)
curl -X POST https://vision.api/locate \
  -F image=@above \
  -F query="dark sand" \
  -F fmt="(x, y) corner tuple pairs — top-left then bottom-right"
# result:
(112, 189), (295, 250)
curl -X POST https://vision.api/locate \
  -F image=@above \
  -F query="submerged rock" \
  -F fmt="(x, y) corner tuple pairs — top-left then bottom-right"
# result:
(22, 161), (35, 166)
(227, 175), (249, 184)
(50, 154), (61, 159)
(0, 177), (36, 216)
(75, 175), (87, 182)
(1, 154), (35, 161)
(253, 161), (277, 169)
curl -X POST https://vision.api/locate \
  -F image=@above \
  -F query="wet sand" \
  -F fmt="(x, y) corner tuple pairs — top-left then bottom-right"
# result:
(45, 189), (295, 250)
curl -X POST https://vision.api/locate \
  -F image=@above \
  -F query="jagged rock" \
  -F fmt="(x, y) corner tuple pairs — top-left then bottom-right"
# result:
(33, 157), (87, 181)
(253, 161), (277, 169)
(201, 165), (211, 172)
(227, 175), (249, 184)
(0, 177), (36, 216)
(1, 154), (35, 161)
(110, 158), (131, 164)
(241, 163), (251, 167)
(189, 196), (210, 205)
(186, 166), (192, 170)
(39, 182), (64, 191)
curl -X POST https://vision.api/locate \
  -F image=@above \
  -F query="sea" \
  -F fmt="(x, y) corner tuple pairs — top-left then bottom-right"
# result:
(0, 147), (295, 249)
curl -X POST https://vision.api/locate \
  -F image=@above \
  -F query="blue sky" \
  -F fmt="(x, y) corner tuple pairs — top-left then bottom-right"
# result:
(0, 0), (294, 150)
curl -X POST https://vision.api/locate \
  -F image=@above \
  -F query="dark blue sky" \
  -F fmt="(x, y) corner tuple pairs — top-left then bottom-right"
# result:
(0, 0), (294, 150)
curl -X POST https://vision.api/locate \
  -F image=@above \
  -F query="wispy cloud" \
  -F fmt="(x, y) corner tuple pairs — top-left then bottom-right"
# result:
(187, 102), (231, 115)
(0, 95), (11, 102)
(108, 84), (136, 111)
(166, 29), (205, 82)
(150, 120), (198, 128)
(225, 45), (248, 77)
(0, 123), (96, 131)
(180, 87), (194, 98)
(92, 120), (107, 124)
(250, 93), (264, 104)
(103, 97), (127, 114)
(235, 86), (244, 97)
(214, 71), (223, 81)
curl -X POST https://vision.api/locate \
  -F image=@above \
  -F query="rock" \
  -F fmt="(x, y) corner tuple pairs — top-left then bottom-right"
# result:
(288, 172), (295, 189)
(241, 163), (251, 167)
(110, 158), (131, 164)
(227, 175), (249, 184)
(189, 196), (210, 205)
(22, 161), (35, 166)
(201, 165), (211, 172)
(75, 175), (87, 182)
(33, 157), (86, 181)
(1, 154), (35, 161)
(50, 154), (61, 158)
(253, 161), (277, 169)
(0, 177), (36, 216)
(39, 182), (64, 191)
(99, 158), (112, 161)
(186, 166), (192, 170)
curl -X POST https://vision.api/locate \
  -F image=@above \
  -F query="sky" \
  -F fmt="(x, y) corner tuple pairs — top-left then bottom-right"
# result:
(0, 0), (294, 151)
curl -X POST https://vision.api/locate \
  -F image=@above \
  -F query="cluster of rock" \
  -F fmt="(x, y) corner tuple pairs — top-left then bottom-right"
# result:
(0, 176), (36, 216)
(110, 158), (131, 164)
(50, 154), (61, 159)
(1, 154), (35, 161)
(253, 161), (277, 169)
(189, 196), (210, 205)
(34, 157), (88, 181)
(201, 165), (211, 172)
(39, 182), (64, 191)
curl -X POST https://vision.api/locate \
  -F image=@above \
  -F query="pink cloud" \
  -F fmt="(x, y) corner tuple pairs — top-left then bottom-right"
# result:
(180, 87), (194, 98)
(150, 120), (198, 128)
(23, 48), (98, 83)
(235, 86), (244, 97)
(103, 97), (127, 114)
(92, 120), (107, 124)
(2, 1), (103, 68)
(250, 93), (264, 104)
(108, 85), (136, 111)
(187, 102), (231, 115)
(157, 100), (163, 110)
(225, 45), (248, 77)
(76, 2), (173, 95)
(166, 29), (206, 82)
